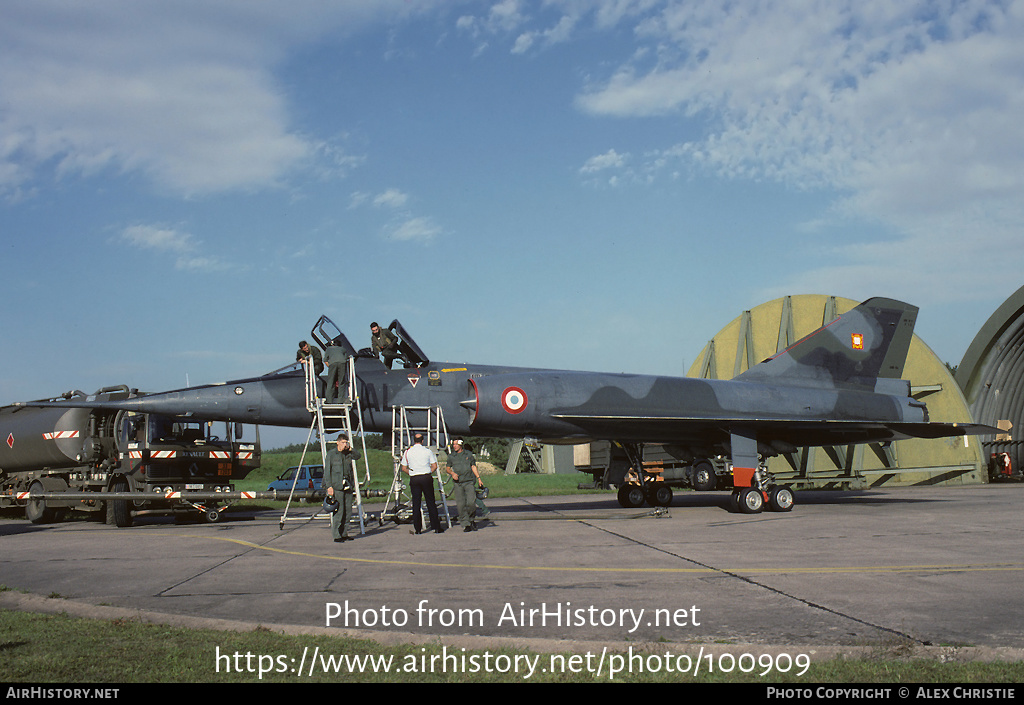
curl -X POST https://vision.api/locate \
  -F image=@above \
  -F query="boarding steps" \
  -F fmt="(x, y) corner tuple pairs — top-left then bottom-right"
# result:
(277, 356), (371, 533)
(380, 405), (452, 529)
(505, 439), (544, 474)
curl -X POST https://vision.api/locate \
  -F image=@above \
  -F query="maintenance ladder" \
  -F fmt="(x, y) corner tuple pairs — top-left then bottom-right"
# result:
(278, 356), (371, 532)
(381, 405), (452, 529)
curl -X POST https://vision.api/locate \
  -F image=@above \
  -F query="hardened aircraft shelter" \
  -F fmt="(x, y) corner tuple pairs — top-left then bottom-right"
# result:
(956, 283), (1024, 479)
(686, 294), (986, 488)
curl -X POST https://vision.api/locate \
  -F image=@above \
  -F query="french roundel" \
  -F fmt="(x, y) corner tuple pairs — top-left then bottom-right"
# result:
(501, 387), (528, 414)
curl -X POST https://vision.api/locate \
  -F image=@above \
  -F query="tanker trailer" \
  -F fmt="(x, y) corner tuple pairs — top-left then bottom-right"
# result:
(0, 386), (260, 526)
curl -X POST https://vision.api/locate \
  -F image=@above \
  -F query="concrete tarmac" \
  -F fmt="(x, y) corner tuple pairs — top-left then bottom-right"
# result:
(3, 484), (1024, 662)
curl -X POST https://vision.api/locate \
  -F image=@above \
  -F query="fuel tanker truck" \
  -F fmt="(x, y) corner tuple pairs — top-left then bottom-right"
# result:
(0, 385), (261, 527)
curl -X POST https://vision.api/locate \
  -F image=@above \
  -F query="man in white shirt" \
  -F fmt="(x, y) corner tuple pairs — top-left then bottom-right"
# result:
(400, 433), (444, 534)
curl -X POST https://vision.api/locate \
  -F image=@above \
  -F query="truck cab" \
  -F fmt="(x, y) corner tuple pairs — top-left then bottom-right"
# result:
(106, 412), (260, 524)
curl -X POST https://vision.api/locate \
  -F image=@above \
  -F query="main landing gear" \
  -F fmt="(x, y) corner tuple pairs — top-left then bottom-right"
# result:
(730, 465), (794, 514)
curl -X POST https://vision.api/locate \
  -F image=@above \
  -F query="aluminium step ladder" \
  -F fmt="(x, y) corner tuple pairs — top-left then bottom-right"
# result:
(278, 356), (371, 532)
(380, 405), (452, 529)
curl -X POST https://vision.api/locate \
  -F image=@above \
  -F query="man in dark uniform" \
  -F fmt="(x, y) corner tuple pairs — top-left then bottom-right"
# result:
(323, 342), (349, 403)
(446, 438), (484, 532)
(324, 434), (360, 542)
(296, 340), (324, 375)
(370, 322), (400, 369)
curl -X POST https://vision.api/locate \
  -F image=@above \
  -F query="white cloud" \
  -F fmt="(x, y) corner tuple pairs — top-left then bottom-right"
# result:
(119, 224), (196, 253)
(563, 1), (1024, 303)
(512, 13), (580, 53)
(349, 187), (441, 242)
(458, 0), (654, 54)
(466, 0), (529, 35)
(580, 148), (629, 174)
(386, 216), (442, 242)
(118, 223), (226, 271)
(373, 188), (410, 209)
(574, 2), (1024, 202)
(0, 1), (434, 199)
(458, 0), (533, 53)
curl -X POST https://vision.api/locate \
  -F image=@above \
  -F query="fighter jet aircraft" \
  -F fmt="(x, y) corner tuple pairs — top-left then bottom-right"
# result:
(18, 298), (995, 513)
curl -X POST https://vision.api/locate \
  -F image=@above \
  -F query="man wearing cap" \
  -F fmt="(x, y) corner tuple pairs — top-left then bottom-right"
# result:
(446, 438), (483, 532)
(370, 322), (400, 369)
(400, 433), (444, 534)
(325, 434), (360, 542)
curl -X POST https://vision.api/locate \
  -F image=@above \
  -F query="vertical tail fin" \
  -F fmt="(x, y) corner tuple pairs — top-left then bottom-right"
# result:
(735, 297), (918, 390)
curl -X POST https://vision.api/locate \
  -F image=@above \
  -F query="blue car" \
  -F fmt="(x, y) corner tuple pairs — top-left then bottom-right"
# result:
(267, 465), (324, 496)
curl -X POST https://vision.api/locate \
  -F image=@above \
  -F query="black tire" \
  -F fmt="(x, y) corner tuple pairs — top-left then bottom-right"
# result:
(25, 481), (62, 524)
(107, 478), (133, 528)
(692, 460), (717, 491)
(769, 486), (795, 512)
(617, 484), (646, 508)
(646, 484), (673, 507)
(737, 487), (764, 514)
(393, 503), (414, 524)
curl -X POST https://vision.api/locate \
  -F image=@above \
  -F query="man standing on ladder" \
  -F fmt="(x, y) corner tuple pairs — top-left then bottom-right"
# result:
(323, 341), (349, 403)
(401, 433), (444, 535)
(325, 434), (360, 543)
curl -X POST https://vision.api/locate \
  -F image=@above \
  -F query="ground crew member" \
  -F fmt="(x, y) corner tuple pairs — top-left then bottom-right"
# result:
(323, 342), (349, 403)
(325, 434), (360, 542)
(401, 433), (444, 534)
(446, 438), (483, 532)
(297, 340), (323, 375)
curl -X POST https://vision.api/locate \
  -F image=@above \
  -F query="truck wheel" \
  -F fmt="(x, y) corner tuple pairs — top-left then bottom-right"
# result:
(769, 486), (795, 512)
(200, 508), (221, 523)
(107, 479), (133, 528)
(737, 487), (764, 514)
(25, 481), (63, 524)
(692, 460), (717, 491)
(646, 484), (673, 507)
(617, 484), (646, 508)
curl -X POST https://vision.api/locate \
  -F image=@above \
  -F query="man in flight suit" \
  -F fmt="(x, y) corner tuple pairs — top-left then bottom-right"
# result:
(323, 342), (349, 403)
(325, 434), (360, 542)
(370, 322), (400, 369)
(446, 438), (484, 532)
(296, 340), (324, 375)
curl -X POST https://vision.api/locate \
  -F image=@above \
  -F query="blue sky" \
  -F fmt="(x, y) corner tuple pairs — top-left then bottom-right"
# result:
(3, 1), (1024, 448)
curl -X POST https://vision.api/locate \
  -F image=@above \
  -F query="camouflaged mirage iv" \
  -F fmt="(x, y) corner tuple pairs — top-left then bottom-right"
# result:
(10, 299), (996, 516)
